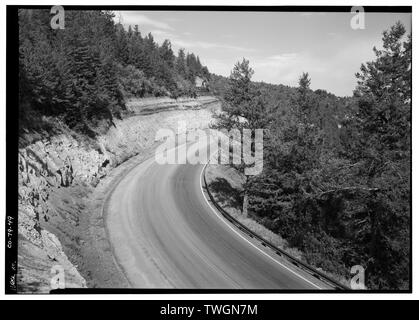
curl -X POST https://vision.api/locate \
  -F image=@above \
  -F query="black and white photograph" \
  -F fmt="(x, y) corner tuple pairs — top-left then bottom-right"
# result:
(2, 2), (414, 299)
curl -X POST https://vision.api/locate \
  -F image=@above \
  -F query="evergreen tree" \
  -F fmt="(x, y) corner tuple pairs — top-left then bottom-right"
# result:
(115, 23), (129, 64)
(213, 59), (269, 216)
(297, 72), (311, 117)
(349, 21), (411, 289)
(176, 48), (187, 78)
(159, 39), (174, 69)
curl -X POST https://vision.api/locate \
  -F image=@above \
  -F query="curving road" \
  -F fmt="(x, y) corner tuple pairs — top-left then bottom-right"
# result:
(105, 140), (330, 289)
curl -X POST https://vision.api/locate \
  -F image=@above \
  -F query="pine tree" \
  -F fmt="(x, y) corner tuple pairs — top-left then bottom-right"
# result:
(213, 59), (269, 216)
(297, 72), (311, 116)
(176, 48), (187, 78)
(115, 23), (129, 64)
(160, 39), (174, 69)
(350, 21), (411, 289)
(355, 21), (411, 103)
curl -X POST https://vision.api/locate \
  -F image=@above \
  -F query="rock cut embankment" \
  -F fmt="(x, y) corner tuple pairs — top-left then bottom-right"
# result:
(17, 96), (219, 293)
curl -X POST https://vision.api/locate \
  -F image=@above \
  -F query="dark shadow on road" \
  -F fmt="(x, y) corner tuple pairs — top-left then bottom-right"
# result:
(208, 177), (242, 210)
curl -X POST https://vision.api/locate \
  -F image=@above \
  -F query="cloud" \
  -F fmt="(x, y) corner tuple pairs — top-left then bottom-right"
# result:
(149, 29), (172, 37)
(203, 58), (235, 76)
(148, 29), (256, 53)
(247, 38), (378, 96)
(172, 39), (256, 52)
(117, 11), (173, 30)
(266, 53), (299, 61)
(246, 52), (335, 91)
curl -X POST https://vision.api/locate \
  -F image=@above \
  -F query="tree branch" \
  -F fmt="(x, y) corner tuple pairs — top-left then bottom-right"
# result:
(317, 186), (380, 197)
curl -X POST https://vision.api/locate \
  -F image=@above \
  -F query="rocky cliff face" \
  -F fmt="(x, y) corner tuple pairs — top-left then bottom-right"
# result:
(17, 97), (219, 292)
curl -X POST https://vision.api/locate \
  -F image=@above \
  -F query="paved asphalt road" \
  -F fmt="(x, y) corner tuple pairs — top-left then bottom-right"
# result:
(105, 141), (330, 289)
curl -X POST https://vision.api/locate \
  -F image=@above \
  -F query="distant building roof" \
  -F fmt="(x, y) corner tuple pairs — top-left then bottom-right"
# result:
(195, 76), (207, 88)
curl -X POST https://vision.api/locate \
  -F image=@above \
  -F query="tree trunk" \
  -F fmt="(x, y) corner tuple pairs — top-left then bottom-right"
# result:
(242, 175), (249, 217)
(242, 191), (248, 217)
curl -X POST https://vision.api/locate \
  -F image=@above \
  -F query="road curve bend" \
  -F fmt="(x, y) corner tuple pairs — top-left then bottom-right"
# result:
(105, 142), (330, 289)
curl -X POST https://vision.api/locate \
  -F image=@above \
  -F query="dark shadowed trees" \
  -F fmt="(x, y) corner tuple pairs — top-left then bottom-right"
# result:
(18, 9), (211, 134)
(230, 22), (410, 290)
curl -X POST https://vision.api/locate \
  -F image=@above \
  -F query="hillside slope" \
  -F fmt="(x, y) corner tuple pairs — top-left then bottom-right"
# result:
(17, 96), (219, 292)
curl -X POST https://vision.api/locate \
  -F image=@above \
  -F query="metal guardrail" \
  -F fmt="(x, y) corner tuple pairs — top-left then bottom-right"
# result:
(202, 163), (350, 291)
(138, 98), (220, 115)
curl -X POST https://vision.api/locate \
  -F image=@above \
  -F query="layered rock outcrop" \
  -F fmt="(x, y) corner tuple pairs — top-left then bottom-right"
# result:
(17, 96), (219, 292)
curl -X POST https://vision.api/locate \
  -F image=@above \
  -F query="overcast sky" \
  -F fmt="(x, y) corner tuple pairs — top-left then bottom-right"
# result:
(114, 10), (411, 97)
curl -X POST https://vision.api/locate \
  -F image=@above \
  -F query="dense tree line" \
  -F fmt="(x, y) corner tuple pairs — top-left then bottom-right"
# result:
(216, 22), (411, 290)
(19, 9), (209, 135)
